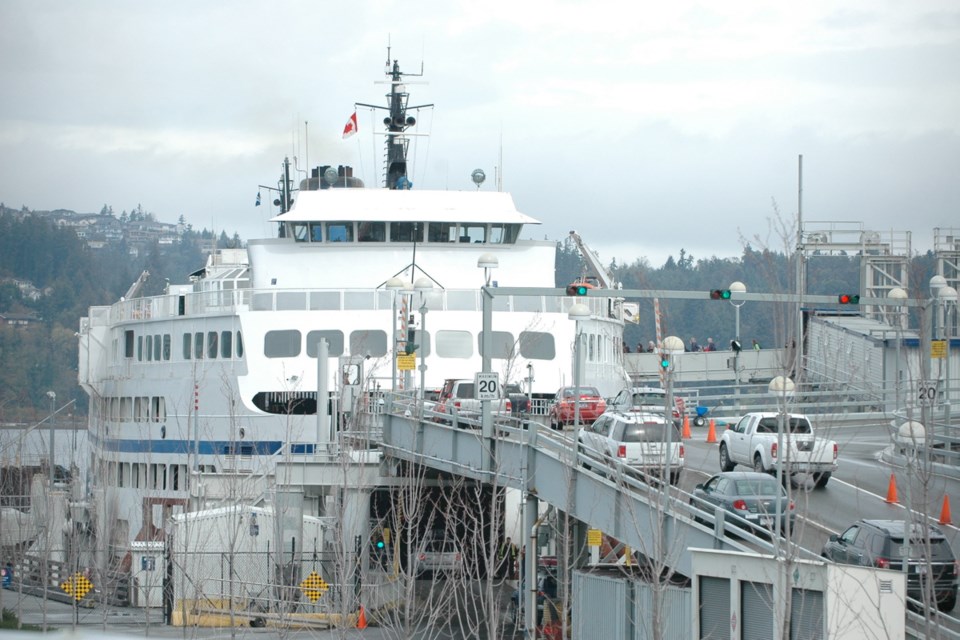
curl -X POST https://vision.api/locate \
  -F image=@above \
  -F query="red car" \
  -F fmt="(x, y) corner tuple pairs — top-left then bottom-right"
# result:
(548, 386), (606, 430)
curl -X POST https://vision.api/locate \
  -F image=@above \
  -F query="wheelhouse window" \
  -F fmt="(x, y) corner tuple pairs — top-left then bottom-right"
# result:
(428, 222), (457, 243)
(220, 331), (232, 358)
(292, 222), (309, 242)
(390, 222), (423, 242)
(358, 222), (386, 242)
(460, 223), (486, 243)
(309, 223), (323, 242)
(489, 224), (520, 244)
(327, 222), (354, 242)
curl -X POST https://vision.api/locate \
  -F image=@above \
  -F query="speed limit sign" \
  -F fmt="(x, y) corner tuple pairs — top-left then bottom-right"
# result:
(919, 382), (937, 406)
(475, 372), (500, 400)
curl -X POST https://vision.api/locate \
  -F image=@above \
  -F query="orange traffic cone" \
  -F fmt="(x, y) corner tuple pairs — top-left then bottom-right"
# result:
(885, 474), (899, 504)
(706, 419), (717, 444)
(682, 415), (691, 440)
(357, 605), (368, 630)
(940, 495), (952, 525)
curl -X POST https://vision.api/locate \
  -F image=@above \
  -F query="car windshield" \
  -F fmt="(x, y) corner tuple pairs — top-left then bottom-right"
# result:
(630, 392), (665, 405)
(563, 387), (600, 398)
(621, 423), (675, 442)
(734, 478), (782, 496)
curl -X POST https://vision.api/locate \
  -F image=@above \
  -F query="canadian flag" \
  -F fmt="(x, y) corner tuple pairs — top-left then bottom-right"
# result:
(342, 112), (358, 139)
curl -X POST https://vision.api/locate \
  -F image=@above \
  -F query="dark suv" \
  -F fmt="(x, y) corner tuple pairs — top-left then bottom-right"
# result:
(821, 519), (958, 612)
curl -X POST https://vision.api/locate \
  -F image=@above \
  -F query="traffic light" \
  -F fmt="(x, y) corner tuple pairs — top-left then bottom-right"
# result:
(566, 283), (589, 296)
(838, 294), (860, 305)
(405, 327), (418, 354)
(710, 289), (732, 300)
(659, 353), (671, 370)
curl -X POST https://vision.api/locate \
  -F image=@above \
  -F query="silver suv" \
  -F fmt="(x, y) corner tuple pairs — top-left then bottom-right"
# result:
(578, 411), (684, 484)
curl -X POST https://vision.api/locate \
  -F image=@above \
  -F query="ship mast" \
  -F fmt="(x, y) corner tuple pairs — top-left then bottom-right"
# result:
(356, 48), (432, 189)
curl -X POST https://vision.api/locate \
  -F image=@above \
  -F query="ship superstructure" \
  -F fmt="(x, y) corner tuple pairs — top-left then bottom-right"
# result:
(76, 55), (629, 576)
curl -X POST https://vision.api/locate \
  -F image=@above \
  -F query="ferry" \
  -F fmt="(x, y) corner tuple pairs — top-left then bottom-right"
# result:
(76, 53), (630, 583)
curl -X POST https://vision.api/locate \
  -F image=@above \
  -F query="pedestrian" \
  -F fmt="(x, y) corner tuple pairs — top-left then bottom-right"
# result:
(647, 340), (656, 352)
(704, 337), (716, 352)
(688, 337), (701, 352)
(752, 339), (761, 350)
(636, 342), (644, 353)
(623, 343), (630, 353)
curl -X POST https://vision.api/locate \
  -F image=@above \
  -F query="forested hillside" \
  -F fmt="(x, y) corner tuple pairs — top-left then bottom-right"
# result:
(0, 209), (215, 422)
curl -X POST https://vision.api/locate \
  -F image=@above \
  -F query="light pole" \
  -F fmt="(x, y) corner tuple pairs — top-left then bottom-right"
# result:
(661, 336), (684, 491)
(568, 303), (591, 461)
(889, 287), (908, 412)
(414, 277), (434, 401)
(938, 285), (957, 427)
(46, 390), (56, 487)
(767, 375), (795, 547)
(729, 281), (747, 411)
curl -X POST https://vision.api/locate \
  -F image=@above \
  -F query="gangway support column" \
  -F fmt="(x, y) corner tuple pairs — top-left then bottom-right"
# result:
(524, 491), (539, 637)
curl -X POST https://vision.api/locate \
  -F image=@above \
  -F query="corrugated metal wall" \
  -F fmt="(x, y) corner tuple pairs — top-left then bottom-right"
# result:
(573, 570), (691, 640)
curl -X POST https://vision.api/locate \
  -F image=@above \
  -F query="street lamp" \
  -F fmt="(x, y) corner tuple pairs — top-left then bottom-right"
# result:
(729, 281), (747, 410)
(414, 277), (434, 401)
(767, 375), (795, 547)
(46, 391), (56, 487)
(568, 303), (591, 460)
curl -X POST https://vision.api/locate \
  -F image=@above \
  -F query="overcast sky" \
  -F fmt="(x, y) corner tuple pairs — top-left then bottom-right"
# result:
(2, 1), (958, 268)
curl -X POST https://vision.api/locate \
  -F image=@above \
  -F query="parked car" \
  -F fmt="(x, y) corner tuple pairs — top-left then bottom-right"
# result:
(689, 471), (795, 538)
(548, 386), (606, 429)
(609, 386), (682, 428)
(578, 411), (684, 484)
(414, 536), (462, 576)
(434, 378), (512, 426)
(821, 519), (958, 612)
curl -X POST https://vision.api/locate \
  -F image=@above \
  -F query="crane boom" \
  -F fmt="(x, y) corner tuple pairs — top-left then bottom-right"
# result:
(568, 231), (616, 289)
(123, 270), (150, 300)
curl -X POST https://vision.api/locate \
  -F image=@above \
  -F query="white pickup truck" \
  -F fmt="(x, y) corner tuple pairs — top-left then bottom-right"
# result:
(718, 412), (838, 488)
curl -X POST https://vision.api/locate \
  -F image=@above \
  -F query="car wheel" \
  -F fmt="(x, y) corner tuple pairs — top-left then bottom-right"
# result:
(753, 454), (766, 474)
(813, 472), (831, 489)
(719, 444), (735, 472)
(938, 592), (957, 613)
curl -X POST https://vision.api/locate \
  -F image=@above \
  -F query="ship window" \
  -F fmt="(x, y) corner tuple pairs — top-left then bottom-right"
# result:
(327, 222), (354, 242)
(307, 330), (344, 357)
(194, 332), (204, 359)
(145, 335), (153, 361)
(236, 331), (244, 357)
(278, 291), (306, 310)
(514, 296), (542, 312)
(310, 291), (341, 310)
(428, 222), (456, 242)
(265, 329), (301, 357)
(292, 222), (308, 242)
(138, 335), (144, 361)
(345, 291), (375, 310)
(479, 331), (516, 359)
(124, 330), (135, 358)
(207, 331), (218, 358)
(153, 396), (165, 422)
(135, 396), (149, 422)
(490, 224), (520, 244)
(358, 222), (386, 242)
(163, 335), (171, 360)
(221, 331), (232, 358)
(390, 222), (423, 242)
(153, 334), (161, 361)
(182, 333), (192, 359)
(446, 290), (477, 311)
(171, 465), (180, 491)
(436, 330), (473, 358)
(349, 330), (388, 357)
(518, 331), (556, 360)
(120, 397), (132, 421)
(310, 223), (323, 242)
(460, 223), (486, 243)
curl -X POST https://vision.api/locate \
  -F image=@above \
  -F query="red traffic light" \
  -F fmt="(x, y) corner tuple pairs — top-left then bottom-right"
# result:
(838, 294), (860, 304)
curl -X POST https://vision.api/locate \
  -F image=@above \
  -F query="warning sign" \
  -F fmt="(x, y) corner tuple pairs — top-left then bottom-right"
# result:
(397, 354), (416, 371)
(932, 339), (947, 359)
(300, 571), (330, 603)
(587, 529), (602, 547)
(61, 573), (94, 601)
